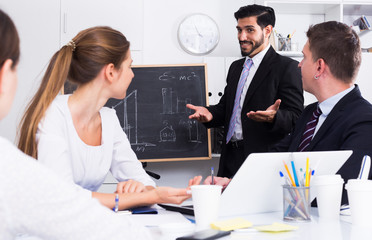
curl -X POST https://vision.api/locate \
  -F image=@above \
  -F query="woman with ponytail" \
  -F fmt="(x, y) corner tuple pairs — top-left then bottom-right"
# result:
(18, 26), (192, 210)
(0, 9), (152, 239)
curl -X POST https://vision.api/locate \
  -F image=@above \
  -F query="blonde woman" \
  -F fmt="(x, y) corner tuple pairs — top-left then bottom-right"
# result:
(18, 26), (191, 210)
(0, 8), (151, 239)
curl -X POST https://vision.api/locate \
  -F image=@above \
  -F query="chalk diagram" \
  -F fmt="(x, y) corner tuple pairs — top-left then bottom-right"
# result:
(160, 120), (176, 142)
(111, 90), (155, 153)
(112, 69), (204, 154)
(159, 71), (202, 143)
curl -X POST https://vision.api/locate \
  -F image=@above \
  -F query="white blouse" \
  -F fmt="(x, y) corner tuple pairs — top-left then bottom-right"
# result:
(0, 137), (151, 240)
(36, 95), (155, 195)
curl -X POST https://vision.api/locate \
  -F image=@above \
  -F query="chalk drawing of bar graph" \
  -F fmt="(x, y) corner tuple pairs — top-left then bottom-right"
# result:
(162, 88), (192, 114)
(111, 90), (155, 152)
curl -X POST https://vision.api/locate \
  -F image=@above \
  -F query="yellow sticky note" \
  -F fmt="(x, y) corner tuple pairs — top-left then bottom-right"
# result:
(254, 222), (298, 232)
(211, 217), (252, 231)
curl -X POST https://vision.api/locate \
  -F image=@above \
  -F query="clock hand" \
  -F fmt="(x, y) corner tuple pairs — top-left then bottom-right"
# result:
(194, 25), (203, 38)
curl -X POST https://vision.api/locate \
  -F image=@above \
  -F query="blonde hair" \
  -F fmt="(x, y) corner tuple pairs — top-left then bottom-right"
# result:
(18, 26), (130, 158)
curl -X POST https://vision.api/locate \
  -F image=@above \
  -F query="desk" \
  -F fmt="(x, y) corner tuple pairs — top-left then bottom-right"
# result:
(124, 207), (372, 240)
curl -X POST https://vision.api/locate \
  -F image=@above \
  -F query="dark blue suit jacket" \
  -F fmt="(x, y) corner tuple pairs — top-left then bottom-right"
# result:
(205, 46), (304, 177)
(273, 85), (372, 204)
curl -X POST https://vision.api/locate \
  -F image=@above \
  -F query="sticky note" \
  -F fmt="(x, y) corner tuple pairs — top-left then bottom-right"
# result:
(211, 217), (252, 231)
(254, 222), (298, 232)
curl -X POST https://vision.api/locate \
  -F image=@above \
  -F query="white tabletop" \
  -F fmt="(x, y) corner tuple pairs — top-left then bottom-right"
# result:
(132, 207), (372, 240)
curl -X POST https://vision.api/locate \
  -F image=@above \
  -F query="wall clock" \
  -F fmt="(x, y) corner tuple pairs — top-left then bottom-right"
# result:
(177, 13), (220, 55)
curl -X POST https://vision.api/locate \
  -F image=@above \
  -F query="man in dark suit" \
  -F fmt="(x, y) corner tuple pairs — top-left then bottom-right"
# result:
(273, 21), (372, 205)
(187, 4), (303, 178)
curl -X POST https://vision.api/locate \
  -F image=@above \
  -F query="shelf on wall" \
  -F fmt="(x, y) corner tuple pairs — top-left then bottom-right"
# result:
(264, 1), (341, 15)
(343, 3), (372, 16)
(278, 51), (303, 57)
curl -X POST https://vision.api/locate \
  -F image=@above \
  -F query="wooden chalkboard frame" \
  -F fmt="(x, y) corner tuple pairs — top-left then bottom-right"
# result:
(65, 63), (212, 162)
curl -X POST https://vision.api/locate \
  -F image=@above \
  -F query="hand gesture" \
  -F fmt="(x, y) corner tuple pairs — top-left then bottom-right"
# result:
(247, 99), (281, 123)
(116, 180), (146, 193)
(186, 104), (213, 123)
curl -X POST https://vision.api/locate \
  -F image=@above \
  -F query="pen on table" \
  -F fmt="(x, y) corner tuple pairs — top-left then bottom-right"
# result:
(186, 217), (195, 224)
(283, 160), (296, 187)
(291, 161), (300, 187)
(211, 167), (214, 185)
(113, 193), (119, 213)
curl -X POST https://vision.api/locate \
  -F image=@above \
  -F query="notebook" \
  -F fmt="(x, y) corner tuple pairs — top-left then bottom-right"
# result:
(159, 150), (352, 217)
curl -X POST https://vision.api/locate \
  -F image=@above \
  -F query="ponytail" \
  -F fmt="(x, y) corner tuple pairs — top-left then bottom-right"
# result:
(18, 46), (73, 158)
(18, 26), (130, 158)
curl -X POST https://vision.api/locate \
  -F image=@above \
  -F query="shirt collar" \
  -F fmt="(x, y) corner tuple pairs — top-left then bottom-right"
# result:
(245, 44), (270, 67)
(318, 85), (355, 117)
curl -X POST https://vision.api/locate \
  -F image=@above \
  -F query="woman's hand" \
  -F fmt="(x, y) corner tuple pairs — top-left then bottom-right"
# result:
(188, 175), (203, 187)
(152, 187), (191, 205)
(116, 180), (146, 193)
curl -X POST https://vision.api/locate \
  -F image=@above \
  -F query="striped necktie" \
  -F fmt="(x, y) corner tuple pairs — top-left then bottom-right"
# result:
(226, 58), (253, 143)
(297, 105), (322, 152)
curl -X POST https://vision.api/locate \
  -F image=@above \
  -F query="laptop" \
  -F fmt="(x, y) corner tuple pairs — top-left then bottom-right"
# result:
(159, 150), (352, 217)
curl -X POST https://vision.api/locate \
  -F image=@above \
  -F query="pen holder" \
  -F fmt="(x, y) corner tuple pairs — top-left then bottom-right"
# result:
(278, 37), (291, 51)
(283, 185), (311, 222)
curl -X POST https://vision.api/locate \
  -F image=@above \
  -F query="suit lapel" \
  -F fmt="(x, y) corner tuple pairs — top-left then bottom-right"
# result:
(307, 87), (360, 150)
(242, 46), (277, 108)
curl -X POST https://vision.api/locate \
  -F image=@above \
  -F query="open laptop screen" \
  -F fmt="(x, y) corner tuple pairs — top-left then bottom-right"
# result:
(159, 151), (352, 217)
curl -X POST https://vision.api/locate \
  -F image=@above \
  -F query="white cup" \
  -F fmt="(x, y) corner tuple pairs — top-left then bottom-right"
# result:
(346, 179), (372, 227)
(312, 174), (344, 220)
(191, 185), (222, 230)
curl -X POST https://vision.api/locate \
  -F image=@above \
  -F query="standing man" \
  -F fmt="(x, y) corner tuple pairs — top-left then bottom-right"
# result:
(273, 21), (372, 205)
(187, 4), (303, 177)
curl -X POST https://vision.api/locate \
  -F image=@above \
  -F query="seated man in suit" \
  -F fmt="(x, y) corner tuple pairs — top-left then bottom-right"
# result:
(194, 21), (372, 205)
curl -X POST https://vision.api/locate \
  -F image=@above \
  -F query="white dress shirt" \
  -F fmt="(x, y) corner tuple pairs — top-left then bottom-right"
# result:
(315, 85), (355, 137)
(36, 95), (155, 197)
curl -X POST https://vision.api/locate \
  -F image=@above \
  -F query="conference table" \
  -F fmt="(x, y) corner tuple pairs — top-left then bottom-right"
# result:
(124, 207), (372, 240)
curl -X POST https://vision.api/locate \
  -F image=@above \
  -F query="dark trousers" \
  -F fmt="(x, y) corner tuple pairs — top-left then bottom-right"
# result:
(217, 140), (245, 178)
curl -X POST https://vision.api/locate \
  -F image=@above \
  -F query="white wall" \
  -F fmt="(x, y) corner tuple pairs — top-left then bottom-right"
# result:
(2, 0), (372, 191)
(0, 0), (250, 191)
(142, 0), (248, 64)
(0, 0), (60, 142)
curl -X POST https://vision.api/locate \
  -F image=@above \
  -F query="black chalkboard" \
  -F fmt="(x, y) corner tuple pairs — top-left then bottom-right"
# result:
(104, 64), (211, 162)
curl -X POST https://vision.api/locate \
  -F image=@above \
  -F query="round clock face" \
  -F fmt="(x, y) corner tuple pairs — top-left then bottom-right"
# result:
(178, 13), (220, 55)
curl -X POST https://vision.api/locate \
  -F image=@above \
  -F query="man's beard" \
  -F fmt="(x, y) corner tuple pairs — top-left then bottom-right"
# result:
(240, 34), (264, 57)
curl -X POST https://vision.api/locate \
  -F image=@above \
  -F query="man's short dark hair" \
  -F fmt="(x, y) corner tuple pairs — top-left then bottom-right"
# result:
(307, 21), (361, 84)
(234, 4), (275, 28)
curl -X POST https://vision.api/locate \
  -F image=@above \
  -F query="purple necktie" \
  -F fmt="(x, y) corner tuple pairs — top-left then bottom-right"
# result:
(226, 58), (253, 143)
(297, 105), (322, 152)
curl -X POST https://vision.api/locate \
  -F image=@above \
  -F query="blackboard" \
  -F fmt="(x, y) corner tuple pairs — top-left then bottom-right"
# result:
(64, 64), (201, 162)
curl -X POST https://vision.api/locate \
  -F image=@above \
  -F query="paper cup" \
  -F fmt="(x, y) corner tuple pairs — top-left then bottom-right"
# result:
(312, 174), (344, 220)
(191, 185), (222, 230)
(346, 179), (372, 227)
